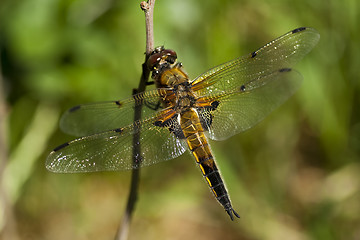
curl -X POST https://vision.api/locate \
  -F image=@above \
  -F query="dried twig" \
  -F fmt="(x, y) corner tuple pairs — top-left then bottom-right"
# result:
(114, 1), (156, 240)
(140, 0), (155, 55)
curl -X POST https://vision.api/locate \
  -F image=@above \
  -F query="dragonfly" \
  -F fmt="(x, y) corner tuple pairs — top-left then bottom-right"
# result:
(46, 27), (320, 220)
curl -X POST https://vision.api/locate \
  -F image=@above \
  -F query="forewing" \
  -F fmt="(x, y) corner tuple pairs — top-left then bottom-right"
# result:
(191, 27), (319, 95)
(199, 68), (302, 141)
(46, 116), (187, 173)
(60, 88), (170, 136)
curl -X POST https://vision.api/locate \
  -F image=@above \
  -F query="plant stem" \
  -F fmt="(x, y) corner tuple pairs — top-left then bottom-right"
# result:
(114, 1), (156, 240)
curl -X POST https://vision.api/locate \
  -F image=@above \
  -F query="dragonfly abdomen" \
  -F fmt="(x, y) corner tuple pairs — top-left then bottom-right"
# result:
(180, 108), (239, 220)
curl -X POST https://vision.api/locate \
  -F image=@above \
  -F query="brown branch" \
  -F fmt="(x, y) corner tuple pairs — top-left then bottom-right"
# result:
(114, 1), (156, 240)
(140, 0), (155, 55)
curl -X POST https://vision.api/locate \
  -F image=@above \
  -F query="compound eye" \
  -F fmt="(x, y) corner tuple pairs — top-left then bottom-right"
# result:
(146, 48), (178, 70)
(163, 49), (177, 59)
(147, 52), (163, 70)
(163, 49), (177, 64)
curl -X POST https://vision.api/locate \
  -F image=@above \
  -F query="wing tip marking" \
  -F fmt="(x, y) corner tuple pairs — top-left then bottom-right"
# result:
(53, 142), (70, 152)
(292, 27), (307, 34)
(279, 68), (292, 72)
(69, 105), (81, 113)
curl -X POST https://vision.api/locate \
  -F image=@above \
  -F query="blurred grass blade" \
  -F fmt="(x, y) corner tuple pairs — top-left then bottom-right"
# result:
(3, 104), (60, 202)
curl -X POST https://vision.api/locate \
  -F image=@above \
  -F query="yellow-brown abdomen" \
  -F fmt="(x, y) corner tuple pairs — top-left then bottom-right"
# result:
(180, 108), (239, 220)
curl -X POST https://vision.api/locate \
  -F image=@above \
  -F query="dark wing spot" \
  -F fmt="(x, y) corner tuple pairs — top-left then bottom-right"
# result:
(198, 109), (212, 131)
(196, 101), (219, 131)
(154, 120), (163, 127)
(292, 27), (306, 34)
(69, 105), (81, 112)
(210, 101), (219, 109)
(53, 142), (70, 152)
(251, 51), (257, 58)
(154, 114), (185, 139)
(114, 128), (123, 133)
(279, 68), (292, 72)
(115, 101), (122, 107)
(170, 125), (185, 139)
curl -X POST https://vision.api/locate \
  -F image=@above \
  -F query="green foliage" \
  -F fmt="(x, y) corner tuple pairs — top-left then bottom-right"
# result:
(1, 0), (359, 239)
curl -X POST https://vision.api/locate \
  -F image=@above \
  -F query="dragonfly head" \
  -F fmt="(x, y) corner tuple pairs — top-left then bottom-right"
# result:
(147, 46), (177, 79)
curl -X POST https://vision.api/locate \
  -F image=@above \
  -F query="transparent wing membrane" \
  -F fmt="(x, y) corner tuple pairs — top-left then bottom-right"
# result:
(60, 88), (170, 136)
(200, 68), (303, 140)
(191, 28), (320, 96)
(47, 117), (187, 173)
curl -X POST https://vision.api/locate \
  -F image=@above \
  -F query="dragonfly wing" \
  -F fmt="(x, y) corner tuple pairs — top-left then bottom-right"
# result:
(46, 115), (187, 173)
(191, 27), (319, 96)
(199, 68), (302, 141)
(60, 88), (170, 136)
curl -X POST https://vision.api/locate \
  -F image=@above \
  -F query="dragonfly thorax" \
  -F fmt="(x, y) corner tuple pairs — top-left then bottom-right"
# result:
(173, 82), (197, 113)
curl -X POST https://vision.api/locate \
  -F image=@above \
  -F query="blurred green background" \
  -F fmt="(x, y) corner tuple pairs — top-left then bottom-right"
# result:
(1, 0), (359, 239)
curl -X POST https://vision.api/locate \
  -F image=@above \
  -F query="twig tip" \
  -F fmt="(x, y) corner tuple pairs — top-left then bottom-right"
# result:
(140, 2), (149, 11)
